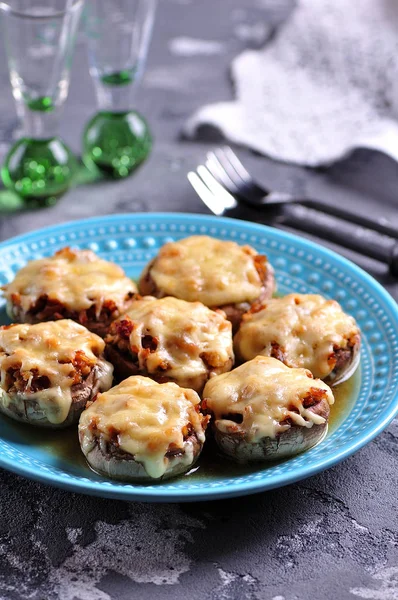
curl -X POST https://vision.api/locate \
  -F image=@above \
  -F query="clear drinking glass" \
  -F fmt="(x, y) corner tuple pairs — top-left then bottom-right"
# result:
(83, 0), (156, 178)
(0, 0), (84, 205)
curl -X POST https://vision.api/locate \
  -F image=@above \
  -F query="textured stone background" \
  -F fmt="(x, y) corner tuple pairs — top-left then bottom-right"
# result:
(0, 1), (397, 599)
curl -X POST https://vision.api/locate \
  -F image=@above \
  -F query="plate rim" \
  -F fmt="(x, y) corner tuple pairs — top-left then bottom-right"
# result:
(0, 211), (397, 502)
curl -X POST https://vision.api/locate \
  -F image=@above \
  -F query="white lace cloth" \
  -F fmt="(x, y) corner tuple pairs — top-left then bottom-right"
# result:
(184, 0), (398, 166)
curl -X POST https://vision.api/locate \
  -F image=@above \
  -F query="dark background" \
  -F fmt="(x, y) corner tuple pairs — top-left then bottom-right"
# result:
(0, 1), (397, 598)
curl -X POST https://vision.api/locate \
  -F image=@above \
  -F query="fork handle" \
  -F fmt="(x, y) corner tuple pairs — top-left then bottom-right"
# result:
(280, 205), (398, 276)
(294, 198), (398, 239)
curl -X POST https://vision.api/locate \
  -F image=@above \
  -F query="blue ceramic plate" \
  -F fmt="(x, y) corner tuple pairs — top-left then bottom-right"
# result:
(0, 213), (397, 502)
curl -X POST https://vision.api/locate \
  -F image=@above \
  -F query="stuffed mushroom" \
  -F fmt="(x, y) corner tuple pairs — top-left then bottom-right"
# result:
(234, 294), (361, 384)
(2, 247), (137, 337)
(0, 320), (113, 428)
(138, 236), (275, 331)
(79, 376), (209, 481)
(202, 355), (334, 463)
(105, 296), (234, 393)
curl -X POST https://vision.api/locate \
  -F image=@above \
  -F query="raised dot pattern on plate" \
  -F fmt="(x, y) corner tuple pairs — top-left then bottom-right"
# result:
(0, 213), (396, 501)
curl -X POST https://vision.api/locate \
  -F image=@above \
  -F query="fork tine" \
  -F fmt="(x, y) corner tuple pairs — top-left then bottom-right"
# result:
(206, 151), (241, 195)
(212, 147), (246, 189)
(214, 146), (268, 199)
(197, 165), (238, 210)
(212, 147), (261, 203)
(221, 146), (253, 184)
(187, 171), (225, 216)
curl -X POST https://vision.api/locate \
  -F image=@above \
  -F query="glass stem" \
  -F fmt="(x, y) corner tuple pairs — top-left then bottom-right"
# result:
(93, 79), (136, 113)
(17, 104), (62, 139)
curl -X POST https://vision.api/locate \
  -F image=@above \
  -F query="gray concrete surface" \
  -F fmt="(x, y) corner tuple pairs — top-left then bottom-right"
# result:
(0, 1), (397, 599)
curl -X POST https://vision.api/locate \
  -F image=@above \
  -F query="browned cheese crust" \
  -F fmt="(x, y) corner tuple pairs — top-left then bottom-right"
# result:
(205, 386), (330, 463)
(234, 294), (361, 383)
(138, 236), (275, 332)
(202, 356), (335, 463)
(0, 320), (114, 427)
(2, 247), (137, 337)
(105, 296), (234, 393)
(79, 376), (209, 481)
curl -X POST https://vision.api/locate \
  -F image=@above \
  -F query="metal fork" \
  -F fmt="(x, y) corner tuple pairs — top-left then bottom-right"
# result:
(204, 146), (398, 239)
(188, 148), (398, 275)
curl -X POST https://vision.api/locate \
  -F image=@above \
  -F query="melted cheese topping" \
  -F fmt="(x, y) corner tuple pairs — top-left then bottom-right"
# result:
(203, 356), (334, 441)
(118, 296), (233, 387)
(0, 320), (113, 424)
(147, 236), (267, 306)
(234, 294), (360, 379)
(79, 376), (205, 479)
(3, 247), (137, 315)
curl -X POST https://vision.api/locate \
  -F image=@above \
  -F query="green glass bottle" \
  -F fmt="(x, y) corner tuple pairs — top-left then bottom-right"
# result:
(2, 136), (76, 207)
(84, 0), (156, 179)
(0, 1), (84, 206)
(83, 109), (152, 179)
(1, 97), (77, 206)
